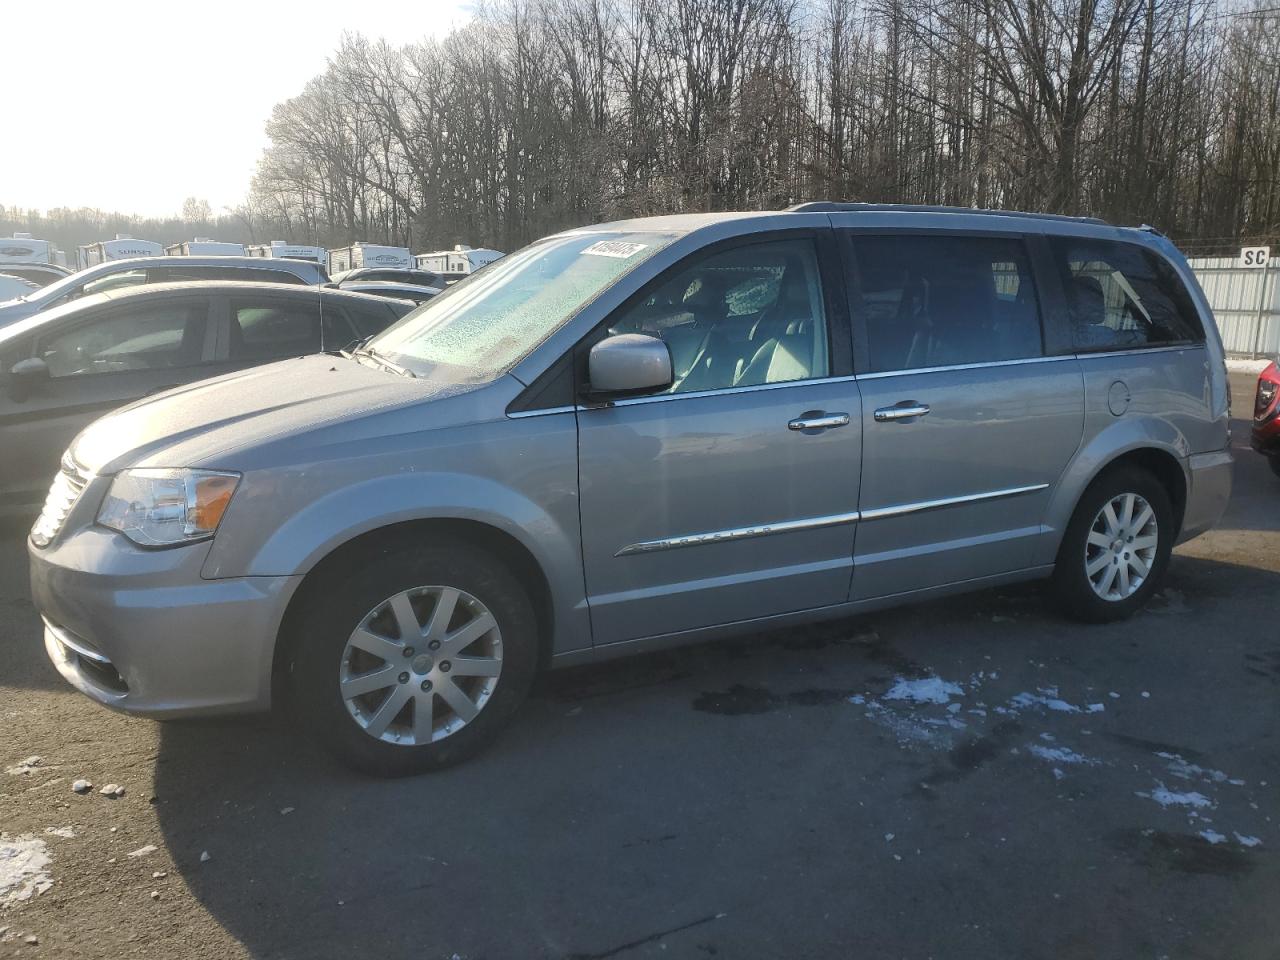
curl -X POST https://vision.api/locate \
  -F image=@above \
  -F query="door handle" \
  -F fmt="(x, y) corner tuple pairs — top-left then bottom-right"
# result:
(788, 411), (850, 431)
(873, 401), (931, 422)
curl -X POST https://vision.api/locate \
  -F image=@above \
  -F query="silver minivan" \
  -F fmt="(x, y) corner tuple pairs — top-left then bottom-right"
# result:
(28, 205), (1233, 774)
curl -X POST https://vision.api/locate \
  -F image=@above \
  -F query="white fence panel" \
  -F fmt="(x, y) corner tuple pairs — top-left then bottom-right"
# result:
(1186, 256), (1279, 357)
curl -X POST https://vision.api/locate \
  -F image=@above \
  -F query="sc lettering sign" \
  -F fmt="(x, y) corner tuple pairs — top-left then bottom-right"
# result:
(1240, 246), (1271, 268)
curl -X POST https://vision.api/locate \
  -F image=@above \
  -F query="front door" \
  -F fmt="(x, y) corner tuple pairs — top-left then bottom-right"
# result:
(576, 235), (863, 646)
(0, 296), (214, 504)
(841, 231), (1084, 600)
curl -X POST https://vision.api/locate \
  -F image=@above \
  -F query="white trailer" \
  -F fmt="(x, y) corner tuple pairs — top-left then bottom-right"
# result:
(0, 233), (58, 264)
(414, 244), (504, 282)
(77, 235), (163, 270)
(164, 238), (246, 256)
(328, 243), (413, 275)
(246, 240), (328, 263)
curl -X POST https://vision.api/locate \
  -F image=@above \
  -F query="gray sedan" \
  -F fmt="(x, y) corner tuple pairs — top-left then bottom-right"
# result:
(0, 281), (412, 511)
(0, 255), (331, 328)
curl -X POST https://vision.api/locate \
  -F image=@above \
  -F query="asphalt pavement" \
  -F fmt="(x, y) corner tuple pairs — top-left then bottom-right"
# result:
(1, 373), (1277, 959)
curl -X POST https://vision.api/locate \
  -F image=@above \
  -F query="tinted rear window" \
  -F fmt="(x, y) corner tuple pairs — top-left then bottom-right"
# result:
(1049, 238), (1204, 350)
(847, 234), (1044, 372)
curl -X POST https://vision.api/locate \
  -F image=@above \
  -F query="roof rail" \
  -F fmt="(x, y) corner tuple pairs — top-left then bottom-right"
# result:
(786, 201), (1108, 226)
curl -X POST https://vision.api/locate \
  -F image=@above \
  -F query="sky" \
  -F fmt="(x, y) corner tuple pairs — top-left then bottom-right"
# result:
(2, 0), (473, 219)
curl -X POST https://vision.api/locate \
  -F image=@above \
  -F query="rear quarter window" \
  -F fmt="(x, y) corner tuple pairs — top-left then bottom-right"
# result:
(1049, 238), (1204, 351)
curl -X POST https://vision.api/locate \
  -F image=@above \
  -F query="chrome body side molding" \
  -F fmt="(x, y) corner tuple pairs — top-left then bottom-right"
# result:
(615, 510), (862, 557)
(616, 483), (1049, 556)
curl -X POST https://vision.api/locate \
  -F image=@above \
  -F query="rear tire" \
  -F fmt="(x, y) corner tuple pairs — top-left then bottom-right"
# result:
(288, 536), (538, 776)
(1050, 467), (1175, 623)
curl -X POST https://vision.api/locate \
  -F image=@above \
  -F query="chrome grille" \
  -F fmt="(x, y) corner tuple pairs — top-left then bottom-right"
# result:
(30, 453), (90, 548)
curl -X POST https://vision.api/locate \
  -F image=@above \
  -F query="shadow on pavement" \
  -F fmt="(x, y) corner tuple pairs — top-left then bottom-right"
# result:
(151, 554), (1280, 960)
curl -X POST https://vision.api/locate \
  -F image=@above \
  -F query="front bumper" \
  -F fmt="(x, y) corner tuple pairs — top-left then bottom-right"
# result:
(1178, 448), (1234, 544)
(1251, 419), (1280, 457)
(31, 525), (300, 717)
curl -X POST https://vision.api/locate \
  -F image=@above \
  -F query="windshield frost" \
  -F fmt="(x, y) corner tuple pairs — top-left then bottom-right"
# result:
(368, 231), (676, 379)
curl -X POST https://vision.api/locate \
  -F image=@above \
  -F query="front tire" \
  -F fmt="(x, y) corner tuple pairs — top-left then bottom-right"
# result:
(289, 536), (538, 776)
(1050, 467), (1175, 623)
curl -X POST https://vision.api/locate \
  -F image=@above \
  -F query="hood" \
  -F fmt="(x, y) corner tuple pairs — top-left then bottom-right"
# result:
(70, 353), (481, 476)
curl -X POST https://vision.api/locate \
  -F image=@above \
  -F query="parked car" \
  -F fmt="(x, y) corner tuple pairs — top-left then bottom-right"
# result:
(2, 282), (412, 512)
(1252, 360), (1280, 477)
(0, 273), (40, 301)
(0, 263), (71, 287)
(29, 204), (1232, 776)
(0, 256), (331, 328)
(329, 267), (445, 288)
(337, 280), (441, 304)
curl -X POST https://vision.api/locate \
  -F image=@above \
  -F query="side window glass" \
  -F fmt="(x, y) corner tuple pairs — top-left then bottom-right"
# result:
(38, 302), (207, 377)
(1050, 238), (1204, 350)
(321, 305), (358, 348)
(341, 300), (400, 338)
(608, 238), (829, 394)
(849, 235), (1043, 373)
(231, 300), (320, 361)
(252, 270), (305, 285)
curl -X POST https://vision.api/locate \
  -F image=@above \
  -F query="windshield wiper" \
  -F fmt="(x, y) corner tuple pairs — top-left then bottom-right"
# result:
(349, 343), (416, 379)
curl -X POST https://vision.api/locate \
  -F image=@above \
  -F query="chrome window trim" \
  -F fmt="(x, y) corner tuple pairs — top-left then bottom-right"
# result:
(859, 483), (1049, 521)
(857, 354), (1074, 380)
(507, 405), (577, 419)
(1072, 343), (1204, 360)
(616, 510), (862, 556)
(579, 375), (860, 411)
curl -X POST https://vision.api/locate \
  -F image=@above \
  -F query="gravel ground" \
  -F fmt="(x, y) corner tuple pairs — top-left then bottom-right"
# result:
(1, 373), (1277, 960)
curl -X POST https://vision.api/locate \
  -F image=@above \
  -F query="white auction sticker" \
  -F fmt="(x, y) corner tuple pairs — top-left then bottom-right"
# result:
(581, 240), (648, 259)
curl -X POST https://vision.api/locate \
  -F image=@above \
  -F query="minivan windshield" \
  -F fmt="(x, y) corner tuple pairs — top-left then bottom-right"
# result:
(366, 230), (677, 380)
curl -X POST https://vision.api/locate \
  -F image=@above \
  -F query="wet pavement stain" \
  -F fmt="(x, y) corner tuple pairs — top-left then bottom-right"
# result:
(1244, 650), (1280, 682)
(1109, 828), (1258, 876)
(917, 719), (1023, 792)
(849, 635), (930, 679)
(1105, 733), (1206, 761)
(692, 684), (860, 715)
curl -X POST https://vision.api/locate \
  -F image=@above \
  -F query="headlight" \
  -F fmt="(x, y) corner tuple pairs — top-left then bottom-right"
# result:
(97, 469), (240, 547)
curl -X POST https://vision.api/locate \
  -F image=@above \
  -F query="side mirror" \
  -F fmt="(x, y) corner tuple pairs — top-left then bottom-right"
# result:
(8, 356), (49, 402)
(587, 334), (672, 398)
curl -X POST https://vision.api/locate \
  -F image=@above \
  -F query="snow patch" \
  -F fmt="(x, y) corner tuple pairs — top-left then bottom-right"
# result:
(1235, 833), (1262, 848)
(42, 827), (74, 839)
(1156, 752), (1245, 786)
(0, 836), (53, 906)
(1199, 829), (1227, 844)
(1137, 783), (1215, 810)
(1226, 357), (1274, 373)
(862, 702), (951, 748)
(1007, 688), (1087, 714)
(1029, 744), (1099, 766)
(883, 677), (963, 705)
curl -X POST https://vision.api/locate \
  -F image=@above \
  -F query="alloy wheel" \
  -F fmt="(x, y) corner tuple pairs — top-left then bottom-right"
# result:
(339, 585), (503, 744)
(1084, 492), (1159, 601)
